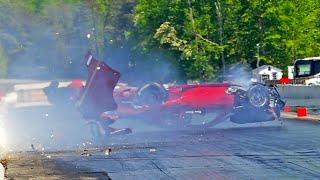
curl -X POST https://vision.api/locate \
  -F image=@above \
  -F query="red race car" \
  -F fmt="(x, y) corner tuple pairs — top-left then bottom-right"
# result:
(44, 52), (285, 137)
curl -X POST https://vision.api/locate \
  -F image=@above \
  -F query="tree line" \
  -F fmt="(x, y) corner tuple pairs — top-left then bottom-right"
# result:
(0, 0), (319, 82)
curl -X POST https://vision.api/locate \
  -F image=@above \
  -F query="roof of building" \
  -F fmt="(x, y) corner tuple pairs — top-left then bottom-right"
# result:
(252, 65), (282, 72)
(301, 57), (320, 60)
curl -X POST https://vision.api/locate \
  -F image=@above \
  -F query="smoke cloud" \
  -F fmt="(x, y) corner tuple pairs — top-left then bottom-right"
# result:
(224, 63), (253, 88)
(0, 1), (183, 152)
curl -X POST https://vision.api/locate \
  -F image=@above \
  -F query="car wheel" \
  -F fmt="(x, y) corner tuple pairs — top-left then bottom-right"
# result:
(137, 82), (168, 105)
(247, 84), (270, 108)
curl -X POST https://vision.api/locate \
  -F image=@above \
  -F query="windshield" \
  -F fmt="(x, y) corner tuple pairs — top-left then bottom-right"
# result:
(297, 63), (311, 76)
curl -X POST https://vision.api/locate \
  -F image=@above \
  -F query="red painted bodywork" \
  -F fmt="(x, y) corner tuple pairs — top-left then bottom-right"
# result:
(164, 84), (234, 108)
(114, 83), (234, 109)
(112, 84), (234, 121)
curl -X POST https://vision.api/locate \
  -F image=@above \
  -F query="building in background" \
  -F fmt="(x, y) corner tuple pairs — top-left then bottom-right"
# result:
(252, 65), (283, 83)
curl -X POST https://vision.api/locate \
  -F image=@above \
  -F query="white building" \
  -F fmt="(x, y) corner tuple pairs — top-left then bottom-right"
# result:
(252, 65), (283, 82)
(288, 66), (294, 79)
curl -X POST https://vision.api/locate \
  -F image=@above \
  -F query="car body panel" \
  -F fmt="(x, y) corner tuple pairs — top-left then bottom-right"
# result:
(164, 84), (234, 108)
(77, 52), (120, 119)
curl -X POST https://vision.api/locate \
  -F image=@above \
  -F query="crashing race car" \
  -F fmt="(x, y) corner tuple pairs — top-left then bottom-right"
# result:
(44, 52), (285, 139)
(114, 82), (285, 129)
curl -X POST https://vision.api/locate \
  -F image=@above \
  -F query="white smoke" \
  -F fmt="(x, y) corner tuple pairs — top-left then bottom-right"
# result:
(225, 63), (253, 88)
(0, 104), (7, 152)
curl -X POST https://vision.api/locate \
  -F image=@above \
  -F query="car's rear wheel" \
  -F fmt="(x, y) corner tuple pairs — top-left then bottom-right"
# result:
(247, 84), (270, 108)
(137, 82), (168, 105)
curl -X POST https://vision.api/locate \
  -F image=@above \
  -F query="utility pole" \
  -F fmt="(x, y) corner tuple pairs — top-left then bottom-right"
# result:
(256, 43), (260, 68)
(187, 0), (199, 53)
(215, 0), (225, 77)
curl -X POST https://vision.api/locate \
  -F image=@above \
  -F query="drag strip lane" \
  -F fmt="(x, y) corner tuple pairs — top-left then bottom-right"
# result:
(4, 106), (320, 179)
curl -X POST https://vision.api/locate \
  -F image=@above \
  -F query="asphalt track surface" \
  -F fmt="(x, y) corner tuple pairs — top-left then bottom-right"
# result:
(2, 106), (320, 179)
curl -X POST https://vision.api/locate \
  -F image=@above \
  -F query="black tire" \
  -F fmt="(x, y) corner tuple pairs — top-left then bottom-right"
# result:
(247, 84), (270, 108)
(137, 82), (168, 105)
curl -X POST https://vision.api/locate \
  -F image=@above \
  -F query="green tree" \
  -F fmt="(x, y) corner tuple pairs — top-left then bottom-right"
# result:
(132, 0), (224, 80)
(0, 0), (319, 81)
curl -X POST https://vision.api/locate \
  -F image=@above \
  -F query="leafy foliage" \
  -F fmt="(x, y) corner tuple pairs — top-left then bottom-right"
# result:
(0, 0), (319, 81)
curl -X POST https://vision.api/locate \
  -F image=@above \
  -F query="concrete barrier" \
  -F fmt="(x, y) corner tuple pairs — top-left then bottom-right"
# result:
(0, 79), (43, 93)
(277, 85), (320, 107)
(12, 80), (84, 106)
